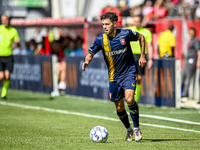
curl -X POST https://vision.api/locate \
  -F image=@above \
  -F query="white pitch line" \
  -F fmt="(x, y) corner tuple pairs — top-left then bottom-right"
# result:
(0, 101), (200, 133)
(141, 111), (198, 115)
(139, 114), (200, 125)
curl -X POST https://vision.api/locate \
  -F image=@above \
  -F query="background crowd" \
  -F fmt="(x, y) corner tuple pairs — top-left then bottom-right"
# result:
(1, 0), (200, 107)
(12, 27), (84, 60)
(10, 0), (200, 58)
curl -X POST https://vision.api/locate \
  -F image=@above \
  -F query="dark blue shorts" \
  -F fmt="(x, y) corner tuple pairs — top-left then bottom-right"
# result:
(109, 72), (137, 102)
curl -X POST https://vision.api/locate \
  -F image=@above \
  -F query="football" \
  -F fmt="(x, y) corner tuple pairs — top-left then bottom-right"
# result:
(90, 126), (108, 143)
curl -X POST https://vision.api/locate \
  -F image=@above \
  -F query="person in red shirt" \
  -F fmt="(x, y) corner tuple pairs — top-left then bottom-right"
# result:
(147, 0), (168, 20)
(99, 5), (122, 26)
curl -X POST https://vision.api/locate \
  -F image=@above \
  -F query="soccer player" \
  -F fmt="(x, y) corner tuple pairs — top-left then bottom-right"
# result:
(82, 12), (146, 142)
(127, 14), (153, 103)
(0, 14), (20, 99)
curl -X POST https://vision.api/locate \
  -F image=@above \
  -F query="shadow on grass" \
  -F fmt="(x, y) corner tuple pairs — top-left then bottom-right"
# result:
(142, 139), (198, 142)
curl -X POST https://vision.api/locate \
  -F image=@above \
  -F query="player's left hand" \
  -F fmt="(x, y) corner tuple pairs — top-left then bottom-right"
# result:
(139, 57), (147, 68)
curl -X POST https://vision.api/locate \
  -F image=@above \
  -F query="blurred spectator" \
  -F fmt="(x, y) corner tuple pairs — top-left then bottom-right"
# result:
(30, 39), (38, 54)
(142, 0), (153, 17)
(158, 24), (176, 58)
(195, 0), (200, 19)
(181, 28), (200, 102)
(130, 5), (143, 16)
(147, 0), (168, 21)
(127, 14), (154, 103)
(50, 41), (67, 95)
(21, 41), (34, 55)
(70, 37), (84, 57)
(0, 14), (20, 100)
(61, 37), (72, 56)
(35, 36), (48, 55)
(118, 0), (131, 17)
(12, 39), (37, 55)
(57, 27), (68, 39)
(176, 0), (197, 19)
(51, 41), (65, 62)
(171, 0), (179, 5)
(99, 5), (122, 26)
(124, 16), (134, 28)
(47, 27), (55, 43)
(64, 38), (76, 56)
(33, 27), (46, 44)
(12, 43), (21, 55)
(165, 0), (176, 16)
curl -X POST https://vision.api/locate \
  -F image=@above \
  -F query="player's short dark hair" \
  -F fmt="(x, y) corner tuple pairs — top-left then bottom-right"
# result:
(168, 24), (174, 31)
(100, 12), (118, 22)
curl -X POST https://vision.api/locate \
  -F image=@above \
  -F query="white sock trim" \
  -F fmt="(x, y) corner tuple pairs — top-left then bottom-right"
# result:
(134, 127), (140, 131)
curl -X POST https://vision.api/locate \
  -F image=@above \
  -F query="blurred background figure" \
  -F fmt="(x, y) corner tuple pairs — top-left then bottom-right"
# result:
(64, 38), (76, 56)
(148, 0), (168, 21)
(142, 0), (153, 18)
(25, 39), (38, 55)
(62, 36), (72, 56)
(124, 16), (134, 28)
(127, 14), (154, 103)
(130, 5), (143, 16)
(158, 24), (176, 59)
(12, 42), (21, 55)
(181, 27), (200, 102)
(33, 27), (46, 44)
(50, 41), (67, 96)
(20, 41), (32, 55)
(70, 37), (84, 57)
(0, 14), (20, 100)
(118, 0), (131, 17)
(195, 0), (200, 20)
(99, 4), (122, 26)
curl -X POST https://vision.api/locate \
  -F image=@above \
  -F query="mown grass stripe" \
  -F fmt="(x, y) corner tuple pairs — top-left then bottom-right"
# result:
(0, 101), (200, 133)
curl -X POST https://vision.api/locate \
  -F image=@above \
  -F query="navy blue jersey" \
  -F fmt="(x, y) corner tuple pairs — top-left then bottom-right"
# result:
(88, 29), (139, 82)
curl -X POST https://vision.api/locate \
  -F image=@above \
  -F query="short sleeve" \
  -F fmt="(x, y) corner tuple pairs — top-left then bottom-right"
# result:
(13, 28), (20, 41)
(128, 29), (139, 41)
(194, 39), (200, 51)
(145, 30), (152, 43)
(169, 34), (176, 47)
(88, 38), (101, 54)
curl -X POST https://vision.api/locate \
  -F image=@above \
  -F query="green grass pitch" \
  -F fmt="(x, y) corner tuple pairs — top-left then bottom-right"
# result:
(0, 89), (200, 150)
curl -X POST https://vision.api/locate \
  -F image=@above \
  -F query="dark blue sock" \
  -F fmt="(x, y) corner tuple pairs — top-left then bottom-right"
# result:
(117, 109), (131, 129)
(128, 102), (139, 127)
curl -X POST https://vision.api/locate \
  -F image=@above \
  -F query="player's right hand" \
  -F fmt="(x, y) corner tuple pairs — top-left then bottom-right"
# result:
(139, 57), (147, 68)
(82, 61), (89, 71)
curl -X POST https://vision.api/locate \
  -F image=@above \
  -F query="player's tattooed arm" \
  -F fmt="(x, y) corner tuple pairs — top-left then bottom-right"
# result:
(137, 33), (145, 57)
(138, 33), (147, 68)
